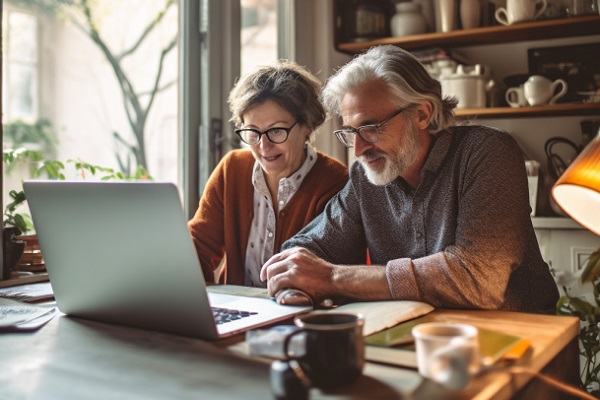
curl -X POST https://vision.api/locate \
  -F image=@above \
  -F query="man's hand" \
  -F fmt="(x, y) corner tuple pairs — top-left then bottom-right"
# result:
(260, 247), (337, 303)
(261, 247), (392, 303)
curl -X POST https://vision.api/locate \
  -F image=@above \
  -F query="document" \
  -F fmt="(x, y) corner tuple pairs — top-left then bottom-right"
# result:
(0, 281), (54, 303)
(0, 298), (58, 331)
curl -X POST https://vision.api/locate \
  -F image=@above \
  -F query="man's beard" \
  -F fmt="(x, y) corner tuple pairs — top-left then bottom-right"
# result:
(358, 126), (421, 186)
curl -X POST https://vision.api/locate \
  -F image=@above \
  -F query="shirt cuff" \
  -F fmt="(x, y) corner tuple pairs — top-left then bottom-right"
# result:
(386, 258), (420, 300)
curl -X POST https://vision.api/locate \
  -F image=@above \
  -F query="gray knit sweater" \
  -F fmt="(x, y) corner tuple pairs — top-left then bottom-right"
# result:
(283, 125), (559, 314)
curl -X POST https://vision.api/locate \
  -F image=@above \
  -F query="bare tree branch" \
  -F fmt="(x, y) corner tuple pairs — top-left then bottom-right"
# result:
(118, 0), (176, 61)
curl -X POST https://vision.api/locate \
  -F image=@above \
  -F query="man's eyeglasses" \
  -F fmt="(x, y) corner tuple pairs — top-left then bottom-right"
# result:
(333, 108), (406, 148)
(235, 121), (298, 146)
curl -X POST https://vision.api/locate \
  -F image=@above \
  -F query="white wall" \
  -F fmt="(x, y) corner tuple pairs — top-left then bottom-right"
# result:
(294, 0), (351, 165)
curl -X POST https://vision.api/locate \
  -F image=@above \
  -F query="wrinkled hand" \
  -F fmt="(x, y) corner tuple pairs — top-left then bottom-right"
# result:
(260, 247), (336, 303)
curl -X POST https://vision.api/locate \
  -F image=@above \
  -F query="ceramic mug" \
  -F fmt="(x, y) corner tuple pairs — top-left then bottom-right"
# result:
(505, 85), (528, 107)
(523, 75), (568, 106)
(495, 0), (547, 25)
(412, 323), (481, 390)
(282, 313), (365, 389)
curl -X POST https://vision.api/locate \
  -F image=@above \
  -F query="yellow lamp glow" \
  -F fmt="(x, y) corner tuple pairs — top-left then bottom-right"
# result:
(552, 131), (600, 236)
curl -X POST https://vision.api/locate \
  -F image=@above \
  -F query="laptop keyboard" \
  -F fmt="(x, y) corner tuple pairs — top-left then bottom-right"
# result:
(211, 307), (258, 325)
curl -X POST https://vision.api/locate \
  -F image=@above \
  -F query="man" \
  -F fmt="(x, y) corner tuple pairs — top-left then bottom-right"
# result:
(260, 45), (559, 314)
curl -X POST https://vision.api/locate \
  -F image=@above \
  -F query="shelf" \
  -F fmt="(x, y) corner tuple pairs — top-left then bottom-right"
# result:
(336, 15), (600, 54)
(0, 272), (48, 288)
(455, 102), (600, 119)
(532, 217), (587, 230)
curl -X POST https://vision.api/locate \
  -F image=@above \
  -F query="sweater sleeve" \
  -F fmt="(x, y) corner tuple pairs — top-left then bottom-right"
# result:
(187, 154), (229, 283)
(283, 163), (367, 264)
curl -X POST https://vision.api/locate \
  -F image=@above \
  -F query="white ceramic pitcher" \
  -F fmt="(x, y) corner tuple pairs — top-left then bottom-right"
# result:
(441, 64), (494, 109)
(523, 75), (568, 106)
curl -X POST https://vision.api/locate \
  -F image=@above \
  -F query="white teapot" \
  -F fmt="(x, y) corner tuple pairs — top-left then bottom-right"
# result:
(523, 75), (568, 106)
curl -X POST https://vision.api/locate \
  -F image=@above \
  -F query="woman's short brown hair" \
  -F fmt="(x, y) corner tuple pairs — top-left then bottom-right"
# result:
(228, 60), (326, 138)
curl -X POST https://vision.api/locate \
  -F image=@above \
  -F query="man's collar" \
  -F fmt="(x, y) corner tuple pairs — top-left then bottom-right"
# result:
(422, 128), (453, 173)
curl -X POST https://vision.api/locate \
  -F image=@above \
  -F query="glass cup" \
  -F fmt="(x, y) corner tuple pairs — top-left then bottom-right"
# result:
(412, 322), (481, 390)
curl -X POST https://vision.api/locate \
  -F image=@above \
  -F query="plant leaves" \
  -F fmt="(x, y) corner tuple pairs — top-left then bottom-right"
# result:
(582, 248), (600, 284)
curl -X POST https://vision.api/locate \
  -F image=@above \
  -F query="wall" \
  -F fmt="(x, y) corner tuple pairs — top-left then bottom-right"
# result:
(293, 0), (351, 165)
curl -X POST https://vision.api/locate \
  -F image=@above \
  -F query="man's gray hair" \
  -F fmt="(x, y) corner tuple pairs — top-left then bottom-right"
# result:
(321, 45), (457, 134)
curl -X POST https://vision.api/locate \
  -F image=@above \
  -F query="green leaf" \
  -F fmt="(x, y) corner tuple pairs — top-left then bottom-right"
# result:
(557, 295), (596, 320)
(582, 247), (600, 284)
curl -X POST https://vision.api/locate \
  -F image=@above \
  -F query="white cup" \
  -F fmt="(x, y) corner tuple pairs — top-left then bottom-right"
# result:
(495, 0), (547, 25)
(505, 85), (528, 107)
(523, 75), (568, 106)
(412, 323), (480, 390)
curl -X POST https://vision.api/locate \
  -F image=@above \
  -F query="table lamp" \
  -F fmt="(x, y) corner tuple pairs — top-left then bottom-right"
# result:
(551, 128), (600, 399)
(552, 130), (600, 236)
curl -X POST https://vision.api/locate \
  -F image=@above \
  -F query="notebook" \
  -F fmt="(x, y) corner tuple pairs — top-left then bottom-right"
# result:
(23, 180), (312, 340)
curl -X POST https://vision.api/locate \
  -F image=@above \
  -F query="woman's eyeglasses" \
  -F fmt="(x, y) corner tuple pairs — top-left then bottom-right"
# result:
(235, 121), (298, 146)
(333, 108), (406, 148)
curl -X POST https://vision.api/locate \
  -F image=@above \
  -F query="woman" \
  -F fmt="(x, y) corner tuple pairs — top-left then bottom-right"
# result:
(188, 60), (348, 289)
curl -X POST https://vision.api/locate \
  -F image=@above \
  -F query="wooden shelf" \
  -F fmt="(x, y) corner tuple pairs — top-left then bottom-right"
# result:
(0, 272), (48, 288)
(336, 15), (600, 54)
(456, 102), (600, 119)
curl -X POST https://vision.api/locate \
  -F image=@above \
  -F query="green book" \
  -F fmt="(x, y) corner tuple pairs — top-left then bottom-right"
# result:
(365, 314), (528, 369)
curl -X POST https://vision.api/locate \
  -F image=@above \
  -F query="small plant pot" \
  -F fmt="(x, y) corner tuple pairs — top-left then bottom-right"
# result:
(3, 227), (26, 279)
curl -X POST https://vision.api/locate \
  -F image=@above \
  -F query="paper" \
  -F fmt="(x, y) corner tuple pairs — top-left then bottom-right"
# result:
(0, 298), (58, 330)
(0, 281), (54, 303)
(320, 300), (435, 336)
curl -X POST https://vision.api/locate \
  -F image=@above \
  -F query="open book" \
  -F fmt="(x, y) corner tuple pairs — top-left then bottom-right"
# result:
(320, 300), (435, 336)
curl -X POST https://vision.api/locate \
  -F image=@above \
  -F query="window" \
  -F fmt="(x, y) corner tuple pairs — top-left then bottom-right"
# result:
(1, 0), (289, 273)
(2, 0), (180, 192)
(3, 9), (38, 123)
(241, 0), (278, 75)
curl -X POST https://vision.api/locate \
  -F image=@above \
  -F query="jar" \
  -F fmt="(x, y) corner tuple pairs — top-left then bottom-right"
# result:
(354, 3), (388, 40)
(391, 2), (428, 37)
(460, 0), (481, 29)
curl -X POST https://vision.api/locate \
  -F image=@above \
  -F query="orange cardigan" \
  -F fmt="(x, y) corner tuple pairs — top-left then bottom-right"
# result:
(188, 148), (349, 285)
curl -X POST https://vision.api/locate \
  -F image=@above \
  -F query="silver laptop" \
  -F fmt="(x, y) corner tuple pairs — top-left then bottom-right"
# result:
(24, 180), (311, 339)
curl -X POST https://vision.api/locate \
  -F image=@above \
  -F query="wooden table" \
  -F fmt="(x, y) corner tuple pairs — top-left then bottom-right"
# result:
(0, 290), (580, 399)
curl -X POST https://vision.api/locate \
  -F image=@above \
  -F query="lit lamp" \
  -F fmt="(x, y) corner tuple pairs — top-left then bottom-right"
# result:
(551, 129), (600, 398)
(552, 131), (600, 235)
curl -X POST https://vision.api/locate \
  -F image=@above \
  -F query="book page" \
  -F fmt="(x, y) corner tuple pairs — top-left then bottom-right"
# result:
(321, 300), (435, 336)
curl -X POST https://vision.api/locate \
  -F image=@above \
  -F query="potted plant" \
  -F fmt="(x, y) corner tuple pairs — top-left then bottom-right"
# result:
(554, 251), (600, 396)
(2, 148), (152, 279)
(3, 119), (57, 157)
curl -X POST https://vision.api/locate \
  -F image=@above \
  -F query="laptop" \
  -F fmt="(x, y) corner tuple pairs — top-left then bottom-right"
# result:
(24, 180), (312, 339)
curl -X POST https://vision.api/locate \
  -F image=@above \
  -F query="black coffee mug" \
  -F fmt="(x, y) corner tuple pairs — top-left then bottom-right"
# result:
(283, 313), (365, 389)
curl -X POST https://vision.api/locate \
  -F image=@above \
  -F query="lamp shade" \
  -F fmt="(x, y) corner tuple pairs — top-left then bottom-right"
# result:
(552, 132), (600, 236)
